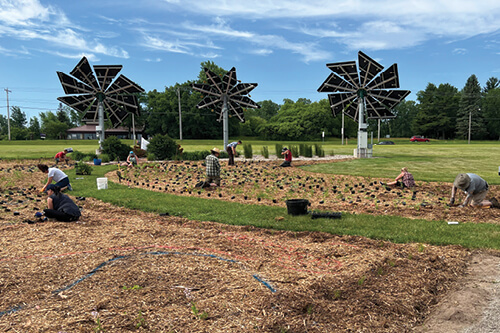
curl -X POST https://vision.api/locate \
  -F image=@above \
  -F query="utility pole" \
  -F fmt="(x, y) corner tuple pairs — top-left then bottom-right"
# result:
(177, 88), (182, 141)
(468, 108), (472, 144)
(4, 88), (11, 141)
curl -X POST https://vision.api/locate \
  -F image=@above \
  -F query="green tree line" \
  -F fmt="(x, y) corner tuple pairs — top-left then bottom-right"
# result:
(2, 62), (500, 141)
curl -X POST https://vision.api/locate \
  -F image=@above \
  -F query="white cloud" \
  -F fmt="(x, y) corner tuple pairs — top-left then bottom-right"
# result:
(163, 0), (500, 51)
(0, 0), (128, 58)
(453, 48), (468, 55)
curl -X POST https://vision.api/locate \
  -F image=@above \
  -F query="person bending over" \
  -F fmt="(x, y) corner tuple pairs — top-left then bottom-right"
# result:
(38, 164), (72, 192)
(54, 149), (70, 165)
(450, 173), (499, 208)
(226, 140), (241, 166)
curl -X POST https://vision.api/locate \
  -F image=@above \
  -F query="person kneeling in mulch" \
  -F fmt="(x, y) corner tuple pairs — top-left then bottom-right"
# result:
(204, 147), (221, 187)
(280, 147), (292, 167)
(450, 173), (500, 208)
(380, 167), (417, 199)
(36, 184), (81, 222)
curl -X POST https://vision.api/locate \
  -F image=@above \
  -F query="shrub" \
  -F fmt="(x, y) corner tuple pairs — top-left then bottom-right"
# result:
(290, 145), (299, 158)
(243, 143), (253, 158)
(147, 152), (156, 161)
(275, 144), (283, 158)
(147, 134), (177, 160)
(75, 161), (92, 175)
(71, 150), (87, 161)
(261, 146), (269, 159)
(299, 143), (306, 156)
(99, 153), (110, 163)
(82, 155), (93, 162)
(303, 144), (313, 158)
(102, 136), (131, 162)
(314, 144), (325, 157)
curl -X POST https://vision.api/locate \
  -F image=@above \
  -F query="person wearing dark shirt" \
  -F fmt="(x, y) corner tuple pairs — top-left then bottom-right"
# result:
(41, 184), (81, 222)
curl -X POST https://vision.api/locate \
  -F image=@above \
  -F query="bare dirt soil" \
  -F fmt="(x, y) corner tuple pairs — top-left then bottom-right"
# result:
(0, 159), (498, 332)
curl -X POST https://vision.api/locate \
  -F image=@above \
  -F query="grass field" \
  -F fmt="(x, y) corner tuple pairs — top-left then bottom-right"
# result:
(2, 138), (500, 250)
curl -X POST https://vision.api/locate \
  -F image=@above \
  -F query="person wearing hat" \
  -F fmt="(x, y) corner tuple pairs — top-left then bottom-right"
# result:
(122, 151), (139, 168)
(226, 140), (242, 166)
(36, 184), (81, 222)
(205, 147), (221, 186)
(38, 164), (72, 192)
(450, 173), (500, 208)
(280, 147), (292, 167)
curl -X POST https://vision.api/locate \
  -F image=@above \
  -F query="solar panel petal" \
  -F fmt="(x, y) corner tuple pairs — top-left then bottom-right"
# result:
(69, 57), (100, 91)
(318, 73), (357, 93)
(57, 72), (94, 95)
(106, 74), (144, 95)
(325, 61), (359, 88)
(366, 64), (400, 90)
(358, 51), (384, 88)
(94, 65), (122, 91)
(229, 83), (257, 96)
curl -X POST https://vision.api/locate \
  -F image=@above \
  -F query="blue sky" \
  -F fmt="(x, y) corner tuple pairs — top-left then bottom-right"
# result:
(1, 0), (500, 121)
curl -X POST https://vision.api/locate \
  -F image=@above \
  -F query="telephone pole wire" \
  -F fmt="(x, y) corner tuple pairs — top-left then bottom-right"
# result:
(4, 88), (11, 141)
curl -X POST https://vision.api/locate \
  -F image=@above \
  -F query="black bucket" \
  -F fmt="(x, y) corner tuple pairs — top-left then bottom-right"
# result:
(286, 199), (309, 216)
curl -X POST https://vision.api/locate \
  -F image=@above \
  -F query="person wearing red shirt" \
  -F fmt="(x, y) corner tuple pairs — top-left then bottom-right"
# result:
(280, 147), (292, 167)
(54, 149), (69, 165)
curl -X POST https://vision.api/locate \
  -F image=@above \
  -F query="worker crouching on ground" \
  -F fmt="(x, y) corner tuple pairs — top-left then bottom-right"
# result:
(36, 184), (81, 222)
(205, 147), (221, 187)
(38, 164), (72, 192)
(380, 167), (417, 200)
(450, 173), (500, 208)
(54, 149), (70, 165)
(280, 147), (292, 167)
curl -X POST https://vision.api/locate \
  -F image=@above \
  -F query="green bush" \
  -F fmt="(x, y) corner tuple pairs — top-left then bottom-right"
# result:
(299, 143), (306, 156)
(102, 136), (131, 162)
(82, 155), (93, 162)
(147, 134), (177, 160)
(147, 152), (156, 161)
(75, 161), (92, 175)
(275, 143), (283, 158)
(71, 150), (97, 161)
(243, 143), (253, 158)
(314, 144), (325, 157)
(290, 145), (299, 158)
(261, 146), (269, 159)
(99, 153), (110, 163)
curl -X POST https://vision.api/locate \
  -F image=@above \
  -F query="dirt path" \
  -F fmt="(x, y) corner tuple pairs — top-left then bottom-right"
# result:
(414, 252), (500, 332)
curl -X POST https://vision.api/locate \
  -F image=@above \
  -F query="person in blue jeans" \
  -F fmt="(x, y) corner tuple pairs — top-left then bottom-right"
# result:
(38, 164), (72, 192)
(37, 184), (81, 222)
(226, 140), (241, 166)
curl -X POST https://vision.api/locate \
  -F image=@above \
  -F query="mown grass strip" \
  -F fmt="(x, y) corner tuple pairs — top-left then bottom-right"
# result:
(68, 165), (500, 250)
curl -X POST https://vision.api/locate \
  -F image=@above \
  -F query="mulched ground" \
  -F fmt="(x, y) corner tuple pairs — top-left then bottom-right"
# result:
(110, 159), (500, 224)
(0, 159), (489, 332)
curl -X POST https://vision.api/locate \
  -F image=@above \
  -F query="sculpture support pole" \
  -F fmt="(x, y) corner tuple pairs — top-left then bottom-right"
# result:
(223, 94), (229, 151)
(97, 93), (105, 151)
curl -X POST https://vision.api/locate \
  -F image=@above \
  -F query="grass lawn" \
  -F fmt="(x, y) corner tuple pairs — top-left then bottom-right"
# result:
(3, 138), (500, 250)
(66, 164), (500, 250)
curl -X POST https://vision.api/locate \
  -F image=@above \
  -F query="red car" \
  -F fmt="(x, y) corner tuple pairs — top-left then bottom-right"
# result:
(410, 136), (430, 142)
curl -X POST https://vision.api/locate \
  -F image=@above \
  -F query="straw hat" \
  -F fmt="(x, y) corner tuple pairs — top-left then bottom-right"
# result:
(211, 147), (220, 154)
(454, 173), (471, 190)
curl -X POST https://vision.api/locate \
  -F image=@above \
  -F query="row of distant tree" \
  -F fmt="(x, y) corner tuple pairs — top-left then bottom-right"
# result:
(1, 61), (499, 141)
(0, 103), (82, 140)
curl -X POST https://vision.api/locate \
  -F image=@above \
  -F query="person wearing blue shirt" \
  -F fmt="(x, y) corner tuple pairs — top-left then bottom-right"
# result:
(226, 140), (241, 166)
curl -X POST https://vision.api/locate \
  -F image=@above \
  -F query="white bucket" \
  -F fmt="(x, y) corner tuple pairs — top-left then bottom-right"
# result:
(96, 177), (108, 190)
